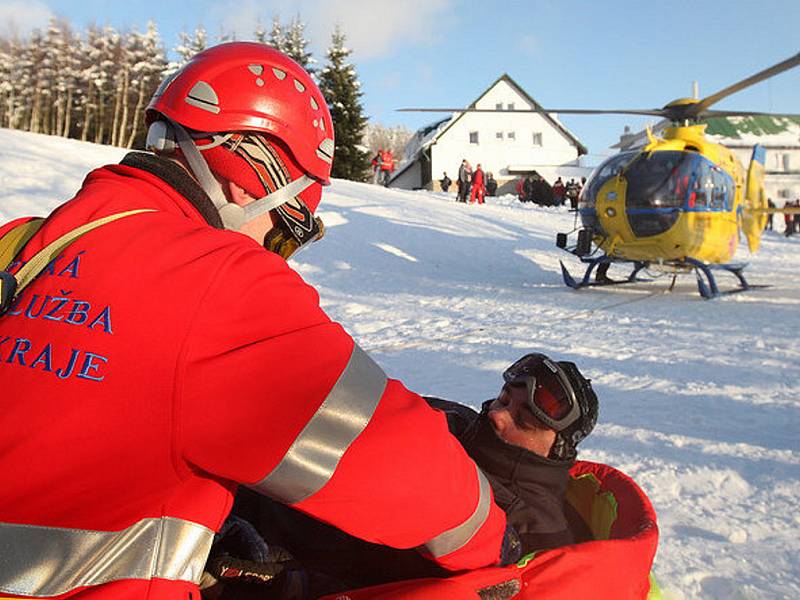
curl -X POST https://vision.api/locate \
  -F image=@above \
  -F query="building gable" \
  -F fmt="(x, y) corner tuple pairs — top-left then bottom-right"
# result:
(435, 74), (587, 155)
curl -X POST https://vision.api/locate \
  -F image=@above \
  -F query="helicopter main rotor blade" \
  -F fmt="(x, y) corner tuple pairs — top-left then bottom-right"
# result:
(689, 51), (800, 117)
(398, 107), (667, 117)
(702, 109), (800, 118)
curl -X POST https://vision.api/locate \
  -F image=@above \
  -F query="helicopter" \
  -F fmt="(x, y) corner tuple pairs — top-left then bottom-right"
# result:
(400, 52), (800, 298)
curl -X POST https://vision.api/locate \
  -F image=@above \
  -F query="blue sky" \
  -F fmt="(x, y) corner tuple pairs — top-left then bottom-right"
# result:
(2, 0), (798, 163)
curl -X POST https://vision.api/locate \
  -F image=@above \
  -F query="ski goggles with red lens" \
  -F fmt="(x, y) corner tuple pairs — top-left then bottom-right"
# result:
(502, 353), (580, 432)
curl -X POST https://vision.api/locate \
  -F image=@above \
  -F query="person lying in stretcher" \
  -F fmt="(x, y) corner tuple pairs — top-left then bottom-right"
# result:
(201, 353), (599, 599)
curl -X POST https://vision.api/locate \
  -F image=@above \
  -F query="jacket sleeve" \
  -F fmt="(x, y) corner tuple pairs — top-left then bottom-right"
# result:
(179, 244), (507, 571)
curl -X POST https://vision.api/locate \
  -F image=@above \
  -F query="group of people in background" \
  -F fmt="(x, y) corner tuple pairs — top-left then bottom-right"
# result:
(371, 148), (395, 186)
(776, 198), (800, 236)
(441, 159), (497, 204)
(516, 175), (584, 207)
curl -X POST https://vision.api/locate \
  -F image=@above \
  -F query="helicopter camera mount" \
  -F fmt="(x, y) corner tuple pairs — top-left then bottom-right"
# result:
(575, 229), (593, 256)
(556, 228), (593, 257)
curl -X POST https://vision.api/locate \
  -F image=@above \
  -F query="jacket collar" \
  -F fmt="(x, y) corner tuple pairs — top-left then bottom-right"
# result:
(120, 152), (224, 230)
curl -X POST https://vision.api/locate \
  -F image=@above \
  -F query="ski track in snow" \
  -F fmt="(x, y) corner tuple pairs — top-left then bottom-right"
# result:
(2, 128), (798, 600)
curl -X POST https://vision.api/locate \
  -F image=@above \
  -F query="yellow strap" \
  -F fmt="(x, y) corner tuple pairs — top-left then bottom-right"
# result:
(0, 218), (45, 271)
(12, 209), (155, 296)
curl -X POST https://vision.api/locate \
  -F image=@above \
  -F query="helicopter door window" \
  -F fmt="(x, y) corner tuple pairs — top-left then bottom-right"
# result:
(690, 176), (707, 209)
(710, 168), (733, 210)
(580, 151), (638, 209)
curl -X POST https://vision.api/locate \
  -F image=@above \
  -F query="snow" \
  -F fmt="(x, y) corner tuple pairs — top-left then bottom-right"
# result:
(2, 128), (799, 599)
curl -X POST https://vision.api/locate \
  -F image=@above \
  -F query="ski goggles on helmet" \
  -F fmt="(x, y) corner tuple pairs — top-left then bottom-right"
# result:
(502, 353), (580, 432)
(263, 199), (325, 260)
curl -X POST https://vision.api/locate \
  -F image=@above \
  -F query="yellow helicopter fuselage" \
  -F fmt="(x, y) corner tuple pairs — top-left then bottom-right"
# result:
(581, 124), (765, 266)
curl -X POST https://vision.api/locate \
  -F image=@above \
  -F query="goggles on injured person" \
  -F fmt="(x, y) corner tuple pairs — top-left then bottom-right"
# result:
(502, 353), (581, 432)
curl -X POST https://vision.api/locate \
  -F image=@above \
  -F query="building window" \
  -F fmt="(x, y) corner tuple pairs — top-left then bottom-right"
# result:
(507, 103), (515, 110)
(470, 131), (479, 144)
(782, 153), (791, 171)
(778, 188), (790, 198)
(495, 102), (503, 110)
(508, 131), (516, 140)
(496, 131), (504, 140)
(532, 132), (542, 146)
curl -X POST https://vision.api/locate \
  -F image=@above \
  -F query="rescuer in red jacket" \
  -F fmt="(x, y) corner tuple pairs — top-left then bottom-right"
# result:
(0, 43), (510, 599)
(470, 164), (485, 204)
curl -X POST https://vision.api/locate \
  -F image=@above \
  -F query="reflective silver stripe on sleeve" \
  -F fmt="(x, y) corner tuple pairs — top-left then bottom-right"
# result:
(250, 344), (388, 504)
(423, 464), (492, 558)
(0, 517), (214, 597)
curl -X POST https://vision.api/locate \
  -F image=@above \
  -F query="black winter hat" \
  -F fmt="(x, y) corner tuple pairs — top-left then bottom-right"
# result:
(548, 361), (599, 462)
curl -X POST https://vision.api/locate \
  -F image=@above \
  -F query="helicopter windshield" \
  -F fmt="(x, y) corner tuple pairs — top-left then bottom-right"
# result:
(622, 151), (691, 237)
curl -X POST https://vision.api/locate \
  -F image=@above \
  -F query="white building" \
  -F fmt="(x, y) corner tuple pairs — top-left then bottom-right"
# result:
(616, 116), (800, 204)
(389, 74), (590, 193)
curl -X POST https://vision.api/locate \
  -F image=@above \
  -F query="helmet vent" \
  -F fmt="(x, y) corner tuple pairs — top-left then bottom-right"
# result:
(316, 138), (334, 163)
(272, 67), (287, 80)
(249, 65), (265, 86)
(310, 97), (319, 110)
(294, 79), (306, 93)
(185, 81), (221, 114)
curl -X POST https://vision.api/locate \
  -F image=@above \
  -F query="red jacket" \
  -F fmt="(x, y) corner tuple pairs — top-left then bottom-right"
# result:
(0, 155), (506, 598)
(472, 169), (484, 188)
(380, 150), (394, 172)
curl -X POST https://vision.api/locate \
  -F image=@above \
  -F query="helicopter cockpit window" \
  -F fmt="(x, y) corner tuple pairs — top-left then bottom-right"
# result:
(578, 151), (637, 237)
(579, 151), (637, 209)
(623, 151), (693, 237)
(624, 151), (693, 209)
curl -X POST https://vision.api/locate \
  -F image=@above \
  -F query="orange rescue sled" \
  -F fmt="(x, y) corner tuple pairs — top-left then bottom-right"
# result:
(323, 460), (660, 600)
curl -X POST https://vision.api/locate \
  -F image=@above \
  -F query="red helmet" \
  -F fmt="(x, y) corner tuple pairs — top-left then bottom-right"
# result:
(146, 42), (333, 185)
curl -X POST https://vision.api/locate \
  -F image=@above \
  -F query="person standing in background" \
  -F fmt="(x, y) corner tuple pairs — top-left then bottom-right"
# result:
(470, 164), (485, 204)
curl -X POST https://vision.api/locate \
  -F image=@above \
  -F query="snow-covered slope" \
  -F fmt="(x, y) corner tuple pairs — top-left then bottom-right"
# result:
(2, 128), (798, 599)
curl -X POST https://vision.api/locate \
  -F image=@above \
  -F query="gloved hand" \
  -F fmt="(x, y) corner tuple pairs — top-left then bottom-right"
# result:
(201, 515), (307, 600)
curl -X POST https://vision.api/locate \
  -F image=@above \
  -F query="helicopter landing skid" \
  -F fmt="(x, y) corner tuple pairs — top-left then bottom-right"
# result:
(560, 256), (650, 290)
(682, 258), (770, 299)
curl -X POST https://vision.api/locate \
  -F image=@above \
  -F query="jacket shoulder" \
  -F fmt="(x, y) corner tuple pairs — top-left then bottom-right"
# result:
(423, 397), (478, 438)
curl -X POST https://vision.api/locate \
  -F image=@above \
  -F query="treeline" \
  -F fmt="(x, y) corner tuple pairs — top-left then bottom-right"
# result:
(0, 20), (165, 149)
(0, 16), (373, 180)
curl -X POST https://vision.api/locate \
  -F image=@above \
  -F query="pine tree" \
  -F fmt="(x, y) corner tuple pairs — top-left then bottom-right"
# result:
(318, 27), (370, 182)
(169, 26), (207, 74)
(254, 20), (268, 44)
(125, 22), (167, 148)
(267, 16), (287, 53)
(284, 16), (314, 75)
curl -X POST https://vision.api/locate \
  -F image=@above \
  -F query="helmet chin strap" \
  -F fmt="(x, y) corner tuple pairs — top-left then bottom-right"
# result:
(167, 118), (316, 231)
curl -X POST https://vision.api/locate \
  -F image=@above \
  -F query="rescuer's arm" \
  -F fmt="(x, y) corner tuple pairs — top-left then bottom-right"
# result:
(180, 245), (508, 571)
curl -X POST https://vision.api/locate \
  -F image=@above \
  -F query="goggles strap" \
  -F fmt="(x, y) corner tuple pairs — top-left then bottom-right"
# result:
(242, 174), (316, 222)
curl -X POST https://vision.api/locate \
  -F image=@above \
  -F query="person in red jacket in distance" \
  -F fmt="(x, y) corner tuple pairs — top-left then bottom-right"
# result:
(0, 43), (512, 599)
(470, 164), (485, 204)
